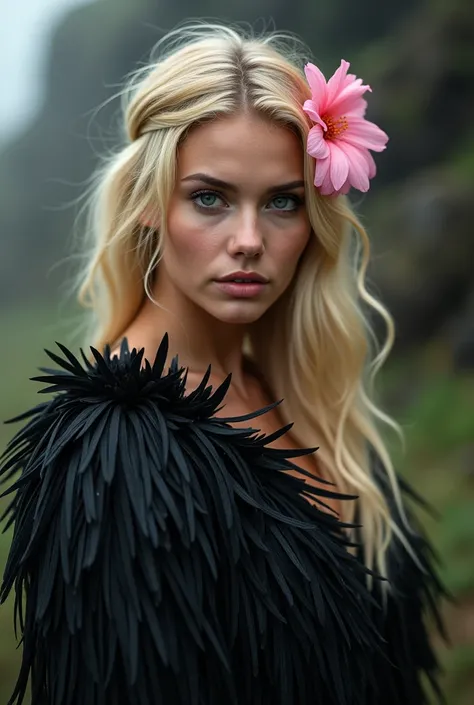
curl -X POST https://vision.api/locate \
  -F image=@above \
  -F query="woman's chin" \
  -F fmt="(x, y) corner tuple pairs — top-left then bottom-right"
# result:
(209, 301), (269, 326)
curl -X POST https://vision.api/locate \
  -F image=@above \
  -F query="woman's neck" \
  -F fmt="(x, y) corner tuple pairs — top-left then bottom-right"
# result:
(121, 296), (250, 390)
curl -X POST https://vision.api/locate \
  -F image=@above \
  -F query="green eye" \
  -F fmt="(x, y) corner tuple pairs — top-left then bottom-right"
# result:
(192, 191), (224, 209)
(198, 193), (218, 207)
(270, 195), (300, 211)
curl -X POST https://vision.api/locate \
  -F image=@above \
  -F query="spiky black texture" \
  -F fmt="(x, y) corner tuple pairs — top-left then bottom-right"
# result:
(0, 335), (444, 704)
(361, 464), (448, 704)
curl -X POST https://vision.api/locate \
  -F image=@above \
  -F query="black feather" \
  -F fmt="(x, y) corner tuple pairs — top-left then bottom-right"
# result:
(358, 451), (448, 704)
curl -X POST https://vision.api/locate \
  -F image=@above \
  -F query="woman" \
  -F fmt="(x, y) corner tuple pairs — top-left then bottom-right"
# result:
(1, 23), (444, 705)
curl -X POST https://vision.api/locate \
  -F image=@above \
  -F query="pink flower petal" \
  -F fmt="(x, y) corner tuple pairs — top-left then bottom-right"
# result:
(340, 142), (371, 192)
(304, 63), (327, 108)
(328, 142), (350, 192)
(353, 149), (377, 179)
(319, 169), (339, 196)
(314, 155), (330, 187)
(307, 126), (330, 159)
(364, 150), (377, 179)
(328, 80), (371, 117)
(325, 60), (351, 108)
(345, 98), (368, 118)
(303, 100), (327, 130)
(341, 117), (389, 152)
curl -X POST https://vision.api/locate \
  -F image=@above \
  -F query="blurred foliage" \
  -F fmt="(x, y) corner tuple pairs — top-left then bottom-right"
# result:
(378, 351), (474, 702)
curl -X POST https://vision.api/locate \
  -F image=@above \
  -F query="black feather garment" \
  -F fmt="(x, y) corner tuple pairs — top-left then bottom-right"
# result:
(361, 465), (448, 705)
(0, 335), (445, 704)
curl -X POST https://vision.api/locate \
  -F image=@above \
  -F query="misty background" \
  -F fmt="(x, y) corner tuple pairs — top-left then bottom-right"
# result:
(0, 0), (473, 702)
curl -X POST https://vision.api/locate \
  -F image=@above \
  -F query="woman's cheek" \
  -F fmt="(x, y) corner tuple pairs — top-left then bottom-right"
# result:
(167, 214), (206, 261)
(279, 224), (310, 262)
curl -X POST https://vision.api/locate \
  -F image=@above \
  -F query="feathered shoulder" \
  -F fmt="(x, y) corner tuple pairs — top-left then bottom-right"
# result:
(1, 335), (379, 705)
(0, 335), (446, 704)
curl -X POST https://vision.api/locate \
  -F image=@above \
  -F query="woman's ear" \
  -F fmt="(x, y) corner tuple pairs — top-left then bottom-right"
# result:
(140, 207), (160, 229)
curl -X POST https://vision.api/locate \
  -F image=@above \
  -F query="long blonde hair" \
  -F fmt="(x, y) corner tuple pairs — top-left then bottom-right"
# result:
(74, 22), (406, 580)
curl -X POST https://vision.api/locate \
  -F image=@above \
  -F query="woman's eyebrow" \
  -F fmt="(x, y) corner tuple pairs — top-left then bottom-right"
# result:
(181, 173), (305, 193)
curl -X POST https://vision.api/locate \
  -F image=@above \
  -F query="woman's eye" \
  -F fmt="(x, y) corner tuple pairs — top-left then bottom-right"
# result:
(192, 191), (225, 209)
(191, 191), (302, 213)
(269, 195), (301, 212)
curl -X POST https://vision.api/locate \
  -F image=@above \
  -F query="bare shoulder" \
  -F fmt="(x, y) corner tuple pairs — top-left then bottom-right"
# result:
(182, 370), (210, 395)
(109, 327), (168, 366)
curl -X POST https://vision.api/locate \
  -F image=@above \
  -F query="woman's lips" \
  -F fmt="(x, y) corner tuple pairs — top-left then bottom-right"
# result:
(214, 281), (267, 298)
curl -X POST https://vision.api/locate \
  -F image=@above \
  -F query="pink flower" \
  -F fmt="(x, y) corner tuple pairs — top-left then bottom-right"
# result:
(303, 60), (388, 196)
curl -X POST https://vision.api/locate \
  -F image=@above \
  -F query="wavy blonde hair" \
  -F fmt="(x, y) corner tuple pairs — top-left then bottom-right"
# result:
(74, 22), (406, 580)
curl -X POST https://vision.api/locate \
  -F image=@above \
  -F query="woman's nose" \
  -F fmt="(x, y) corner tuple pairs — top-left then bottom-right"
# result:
(227, 210), (265, 258)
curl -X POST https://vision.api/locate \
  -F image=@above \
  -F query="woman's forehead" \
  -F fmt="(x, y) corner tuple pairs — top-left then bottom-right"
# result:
(177, 113), (304, 188)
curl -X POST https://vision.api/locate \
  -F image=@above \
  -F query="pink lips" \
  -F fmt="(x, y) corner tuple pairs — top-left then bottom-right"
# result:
(215, 281), (266, 298)
(215, 271), (268, 298)
(217, 270), (268, 284)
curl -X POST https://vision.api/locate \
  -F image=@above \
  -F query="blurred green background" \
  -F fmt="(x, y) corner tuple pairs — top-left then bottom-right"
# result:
(0, 0), (473, 702)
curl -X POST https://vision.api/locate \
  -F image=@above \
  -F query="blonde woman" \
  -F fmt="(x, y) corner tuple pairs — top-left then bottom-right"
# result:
(1, 23), (444, 705)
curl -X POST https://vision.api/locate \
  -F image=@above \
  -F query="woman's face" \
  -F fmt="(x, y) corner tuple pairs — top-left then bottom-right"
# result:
(156, 111), (311, 325)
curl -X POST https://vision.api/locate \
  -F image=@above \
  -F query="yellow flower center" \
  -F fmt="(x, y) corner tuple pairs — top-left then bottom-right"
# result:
(323, 114), (349, 140)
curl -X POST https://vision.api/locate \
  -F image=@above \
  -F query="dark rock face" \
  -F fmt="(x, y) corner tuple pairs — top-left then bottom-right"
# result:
(362, 1), (474, 368)
(368, 175), (474, 367)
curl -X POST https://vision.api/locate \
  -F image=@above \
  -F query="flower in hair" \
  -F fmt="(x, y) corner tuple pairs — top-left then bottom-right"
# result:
(303, 60), (388, 196)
